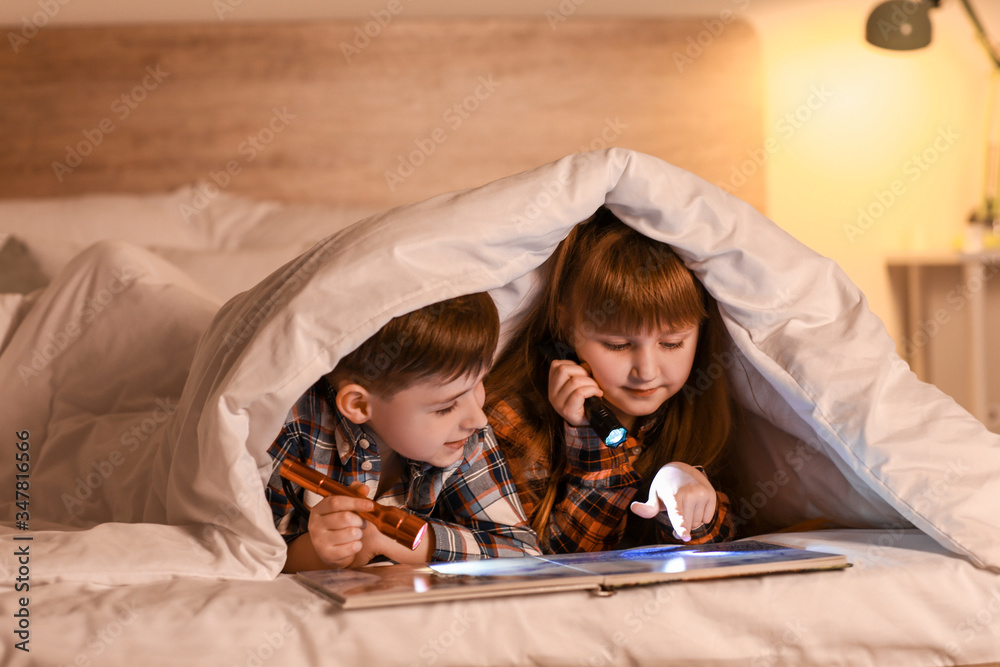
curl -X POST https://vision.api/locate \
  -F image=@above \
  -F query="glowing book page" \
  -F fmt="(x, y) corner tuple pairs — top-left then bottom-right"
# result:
(294, 541), (849, 610)
(295, 556), (604, 610)
(536, 540), (850, 588)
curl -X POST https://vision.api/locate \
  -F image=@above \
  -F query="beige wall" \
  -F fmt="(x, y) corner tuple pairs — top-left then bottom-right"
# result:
(748, 0), (999, 429)
(752, 1), (995, 336)
(0, 0), (762, 24)
(4, 0), (999, 413)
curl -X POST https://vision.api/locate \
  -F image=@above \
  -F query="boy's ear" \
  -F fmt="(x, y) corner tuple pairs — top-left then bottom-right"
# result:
(335, 383), (373, 424)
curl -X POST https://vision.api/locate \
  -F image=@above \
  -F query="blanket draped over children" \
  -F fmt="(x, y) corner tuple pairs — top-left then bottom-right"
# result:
(2, 148), (997, 584)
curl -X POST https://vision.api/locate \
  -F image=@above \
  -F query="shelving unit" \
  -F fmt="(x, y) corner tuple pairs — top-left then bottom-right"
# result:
(887, 249), (1000, 431)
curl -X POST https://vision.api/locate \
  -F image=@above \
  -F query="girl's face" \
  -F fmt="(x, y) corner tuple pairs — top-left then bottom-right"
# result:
(572, 321), (700, 431)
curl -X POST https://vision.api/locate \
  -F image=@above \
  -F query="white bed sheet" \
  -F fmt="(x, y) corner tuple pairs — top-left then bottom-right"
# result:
(4, 530), (998, 666)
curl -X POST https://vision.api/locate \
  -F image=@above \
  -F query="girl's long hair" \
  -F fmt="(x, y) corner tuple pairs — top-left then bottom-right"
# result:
(485, 208), (734, 541)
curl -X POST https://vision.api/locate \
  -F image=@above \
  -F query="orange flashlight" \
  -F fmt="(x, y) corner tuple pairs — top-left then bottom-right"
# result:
(278, 456), (428, 551)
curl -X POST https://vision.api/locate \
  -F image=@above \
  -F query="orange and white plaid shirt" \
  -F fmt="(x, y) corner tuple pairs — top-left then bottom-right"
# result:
(489, 400), (734, 554)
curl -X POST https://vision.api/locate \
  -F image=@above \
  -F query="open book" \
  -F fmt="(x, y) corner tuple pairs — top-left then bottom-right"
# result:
(294, 540), (850, 610)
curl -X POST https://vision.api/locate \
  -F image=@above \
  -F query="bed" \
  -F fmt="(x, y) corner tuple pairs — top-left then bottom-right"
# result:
(2, 17), (999, 667)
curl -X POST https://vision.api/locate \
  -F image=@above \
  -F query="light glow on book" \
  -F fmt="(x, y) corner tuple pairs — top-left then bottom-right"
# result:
(663, 556), (687, 574)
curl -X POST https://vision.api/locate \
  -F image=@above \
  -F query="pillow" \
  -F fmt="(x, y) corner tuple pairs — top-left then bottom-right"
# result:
(148, 245), (308, 304)
(0, 186), (213, 249)
(5, 236), (86, 283)
(0, 235), (48, 294)
(0, 291), (39, 355)
(0, 188), (383, 279)
(167, 186), (379, 250)
(181, 184), (283, 250)
(3, 234), (308, 305)
(236, 202), (382, 249)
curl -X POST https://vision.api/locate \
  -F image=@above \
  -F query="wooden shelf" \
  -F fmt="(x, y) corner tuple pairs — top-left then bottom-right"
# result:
(888, 251), (999, 429)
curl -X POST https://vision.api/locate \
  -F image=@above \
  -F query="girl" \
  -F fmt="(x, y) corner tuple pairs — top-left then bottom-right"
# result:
(486, 207), (737, 553)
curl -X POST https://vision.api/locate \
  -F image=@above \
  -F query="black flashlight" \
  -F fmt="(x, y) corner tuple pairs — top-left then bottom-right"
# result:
(539, 341), (629, 448)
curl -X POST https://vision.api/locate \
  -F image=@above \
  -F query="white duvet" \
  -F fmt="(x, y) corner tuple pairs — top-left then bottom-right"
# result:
(1, 148), (998, 589)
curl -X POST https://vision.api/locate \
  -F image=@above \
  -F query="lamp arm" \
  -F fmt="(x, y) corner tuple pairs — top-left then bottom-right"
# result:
(958, 0), (1000, 69)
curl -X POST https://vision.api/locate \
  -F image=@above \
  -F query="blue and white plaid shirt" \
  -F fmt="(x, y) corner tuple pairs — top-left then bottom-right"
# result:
(266, 377), (539, 561)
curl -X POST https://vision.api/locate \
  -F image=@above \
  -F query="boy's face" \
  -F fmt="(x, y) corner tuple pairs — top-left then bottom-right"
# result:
(364, 371), (488, 468)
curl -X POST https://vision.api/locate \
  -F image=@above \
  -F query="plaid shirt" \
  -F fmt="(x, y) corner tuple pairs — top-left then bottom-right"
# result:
(490, 401), (734, 553)
(266, 378), (539, 562)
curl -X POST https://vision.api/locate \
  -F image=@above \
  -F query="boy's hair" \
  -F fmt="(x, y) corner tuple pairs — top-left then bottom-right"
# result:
(486, 208), (734, 542)
(328, 292), (499, 397)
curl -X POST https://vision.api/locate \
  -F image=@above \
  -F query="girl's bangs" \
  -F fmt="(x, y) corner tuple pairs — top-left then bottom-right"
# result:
(572, 237), (706, 335)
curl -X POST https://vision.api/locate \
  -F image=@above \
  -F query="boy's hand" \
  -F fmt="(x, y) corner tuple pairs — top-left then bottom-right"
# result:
(306, 482), (376, 569)
(628, 462), (717, 542)
(547, 358), (603, 428)
(349, 516), (393, 569)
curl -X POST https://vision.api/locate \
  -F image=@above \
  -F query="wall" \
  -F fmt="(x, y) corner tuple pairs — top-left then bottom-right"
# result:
(750, 0), (997, 347)
(3, 0), (999, 351)
(0, 0), (764, 24)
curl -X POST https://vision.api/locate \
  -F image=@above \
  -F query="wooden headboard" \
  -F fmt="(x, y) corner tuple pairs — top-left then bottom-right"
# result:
(1, 18), (764, 211)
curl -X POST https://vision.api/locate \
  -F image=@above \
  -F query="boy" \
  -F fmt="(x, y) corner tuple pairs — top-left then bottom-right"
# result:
(266, 292), (539, 572)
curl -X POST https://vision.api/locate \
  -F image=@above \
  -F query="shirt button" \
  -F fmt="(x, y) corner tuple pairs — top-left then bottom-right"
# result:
(360, 460), (373, 471)
(358, 438), (371, 449)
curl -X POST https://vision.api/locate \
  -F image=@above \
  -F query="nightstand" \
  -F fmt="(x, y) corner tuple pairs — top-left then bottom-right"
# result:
(886, 250), (1000, 430)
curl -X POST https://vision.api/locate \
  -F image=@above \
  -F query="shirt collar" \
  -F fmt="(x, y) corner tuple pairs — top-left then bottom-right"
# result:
(406, 428), (486, 511)
(321, 377), (381, 464)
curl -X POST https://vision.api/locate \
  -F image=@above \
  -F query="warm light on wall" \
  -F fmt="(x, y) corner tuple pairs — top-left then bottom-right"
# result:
(752, 0), (995, 342)
(770, 36), (938, 188)
(864, 0), (1000, 227)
